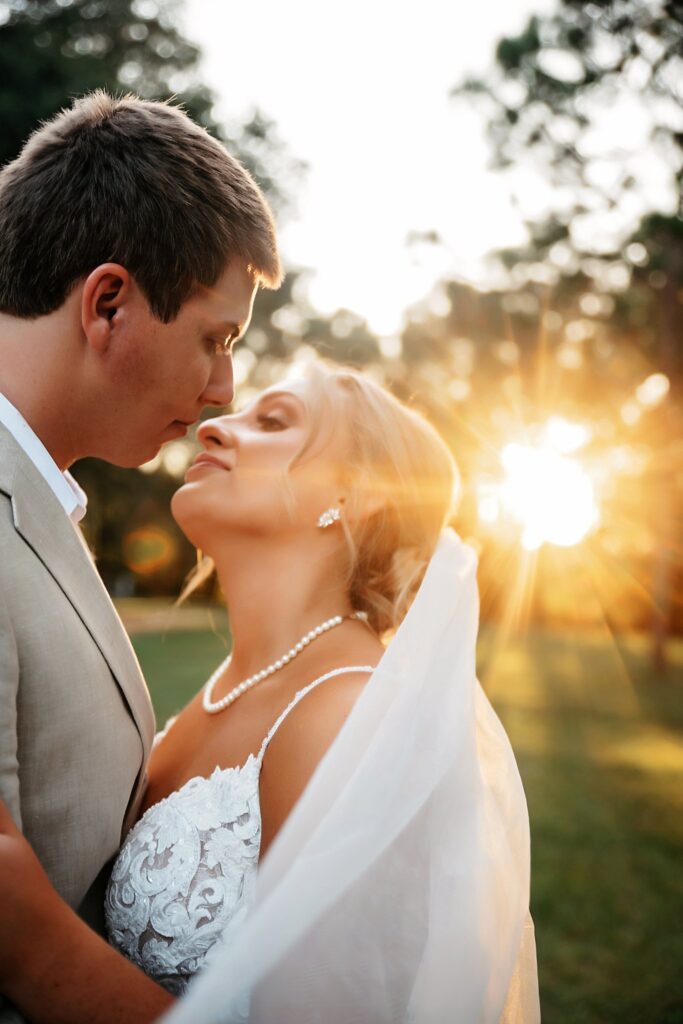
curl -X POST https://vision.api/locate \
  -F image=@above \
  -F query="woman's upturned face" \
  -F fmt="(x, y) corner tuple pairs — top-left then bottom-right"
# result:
(171, 377), (346, 550)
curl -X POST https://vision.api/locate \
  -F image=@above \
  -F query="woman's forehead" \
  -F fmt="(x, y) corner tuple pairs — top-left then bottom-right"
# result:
(261, 376), (311, 401)
(254, 376), (329, 414)
(231, 378), (311, 415)
(264, 374), (350, 452)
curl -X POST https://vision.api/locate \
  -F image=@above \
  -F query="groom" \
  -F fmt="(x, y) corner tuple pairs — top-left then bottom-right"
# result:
(0, 92), (281, 1020)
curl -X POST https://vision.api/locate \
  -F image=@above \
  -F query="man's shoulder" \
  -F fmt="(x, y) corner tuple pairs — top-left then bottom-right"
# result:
(0, 493), (31, 583)
(0, 487), (16, 534)
(0, 429), (77, 534)
(0, 425), (21, 498)
(0, 468), (75, 580)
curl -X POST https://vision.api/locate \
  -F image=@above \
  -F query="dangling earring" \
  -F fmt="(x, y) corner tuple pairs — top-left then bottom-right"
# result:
(317, 507), (341, 529)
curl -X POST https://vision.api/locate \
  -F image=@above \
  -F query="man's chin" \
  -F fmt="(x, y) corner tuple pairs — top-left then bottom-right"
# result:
(100, 423), (190, 468)
(104, 445), (161, 470)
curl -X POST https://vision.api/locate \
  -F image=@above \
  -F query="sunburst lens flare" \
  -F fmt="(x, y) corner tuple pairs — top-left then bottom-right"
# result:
(498, 441), (599, 550)
(541, 416), (592, 454)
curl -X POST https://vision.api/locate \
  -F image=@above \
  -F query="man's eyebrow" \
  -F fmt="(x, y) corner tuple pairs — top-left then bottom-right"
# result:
(207, 320), (242, 337)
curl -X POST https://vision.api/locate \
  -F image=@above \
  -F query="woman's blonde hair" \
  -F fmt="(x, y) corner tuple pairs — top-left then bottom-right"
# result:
(182, 360), (459, 636)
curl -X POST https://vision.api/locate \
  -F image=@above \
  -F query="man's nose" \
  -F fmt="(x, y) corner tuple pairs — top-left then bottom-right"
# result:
(202, 354), (234, 407)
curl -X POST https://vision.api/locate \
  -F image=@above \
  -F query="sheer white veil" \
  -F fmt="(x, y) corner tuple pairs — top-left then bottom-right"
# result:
(163, 529), (540, 1023)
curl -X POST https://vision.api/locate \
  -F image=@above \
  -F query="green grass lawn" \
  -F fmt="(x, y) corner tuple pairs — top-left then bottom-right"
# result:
(132, 624), (683, 1024)
(131, 624), (232, 728)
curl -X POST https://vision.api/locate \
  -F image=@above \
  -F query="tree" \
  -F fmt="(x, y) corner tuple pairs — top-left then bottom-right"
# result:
(0, 0), (202, 159)
(0, 0), (303, 209)
(452, 0), (683, 668)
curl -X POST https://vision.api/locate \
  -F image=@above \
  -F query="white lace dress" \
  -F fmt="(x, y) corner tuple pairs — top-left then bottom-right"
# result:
(104, 667), (372, 996)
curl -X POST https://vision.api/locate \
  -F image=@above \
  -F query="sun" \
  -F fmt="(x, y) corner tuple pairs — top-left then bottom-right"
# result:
(478, 418), (600, 551)
(499, 442), (598, 550)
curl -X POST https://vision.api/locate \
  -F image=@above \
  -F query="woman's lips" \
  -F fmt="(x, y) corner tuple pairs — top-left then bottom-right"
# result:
(188, 454), (231, 473)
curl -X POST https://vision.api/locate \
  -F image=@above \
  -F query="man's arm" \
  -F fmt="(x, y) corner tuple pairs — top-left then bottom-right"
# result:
(0, 564), (172, 1023)
(0, 580), (21, 829)
(0, 800), (175, 1024)
(0, 556), (29, 1022)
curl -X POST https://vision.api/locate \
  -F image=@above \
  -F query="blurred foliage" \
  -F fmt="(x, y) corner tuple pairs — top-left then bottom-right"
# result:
(0, 0), (206, 162)
(0, 0), (304, 208)
(453, 1), (683, 259)
(451, 0), (683, 382)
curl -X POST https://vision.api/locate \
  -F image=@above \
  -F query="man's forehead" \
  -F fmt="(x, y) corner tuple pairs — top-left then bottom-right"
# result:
(196, 267), (257, 309)
(195, 294), (255, 334)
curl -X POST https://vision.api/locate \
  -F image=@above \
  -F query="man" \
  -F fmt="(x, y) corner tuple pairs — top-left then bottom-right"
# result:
(0, 91), (281, 1020)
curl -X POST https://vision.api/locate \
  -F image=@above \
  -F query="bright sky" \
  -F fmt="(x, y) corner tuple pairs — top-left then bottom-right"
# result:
(183, 0), (558, 334)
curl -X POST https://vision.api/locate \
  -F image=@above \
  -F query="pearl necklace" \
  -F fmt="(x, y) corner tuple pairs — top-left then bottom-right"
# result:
(203, 612), (365, 715)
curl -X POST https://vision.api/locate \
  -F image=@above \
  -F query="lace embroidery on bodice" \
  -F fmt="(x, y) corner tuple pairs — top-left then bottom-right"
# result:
(104, 666), (374, 995)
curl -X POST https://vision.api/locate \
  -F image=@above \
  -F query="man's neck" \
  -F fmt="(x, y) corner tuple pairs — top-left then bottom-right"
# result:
(0, 313), (85, 470)
(0, 380), (77, 472)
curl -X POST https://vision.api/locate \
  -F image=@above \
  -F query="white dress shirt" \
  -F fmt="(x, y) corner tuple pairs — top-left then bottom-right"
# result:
(0, 392), (87, 523)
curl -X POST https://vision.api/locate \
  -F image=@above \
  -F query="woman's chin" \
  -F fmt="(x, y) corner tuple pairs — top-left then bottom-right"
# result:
(170, 485), (186, 522)
(172, 488), (232, 554)
(170, 487), (205, 546)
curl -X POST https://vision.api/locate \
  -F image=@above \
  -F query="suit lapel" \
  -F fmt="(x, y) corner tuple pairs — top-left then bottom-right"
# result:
(0, 427), (155, 766)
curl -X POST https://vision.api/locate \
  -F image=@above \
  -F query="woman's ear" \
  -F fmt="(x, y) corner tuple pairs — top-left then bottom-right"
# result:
(339, 480), (387, 526)
(81, 263), (131, 355)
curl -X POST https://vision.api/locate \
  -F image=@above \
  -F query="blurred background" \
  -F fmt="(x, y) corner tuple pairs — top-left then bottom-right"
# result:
(1, 0), (681, 1019)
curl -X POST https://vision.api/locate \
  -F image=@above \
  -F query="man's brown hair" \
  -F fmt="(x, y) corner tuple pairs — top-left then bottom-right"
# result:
(0, 91), (282, 322)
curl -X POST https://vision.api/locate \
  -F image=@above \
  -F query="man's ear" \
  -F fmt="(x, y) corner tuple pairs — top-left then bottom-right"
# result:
(81, 263), (131, 354)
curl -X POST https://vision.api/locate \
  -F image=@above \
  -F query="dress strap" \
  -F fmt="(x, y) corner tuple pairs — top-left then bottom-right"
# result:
(152, 714), (178, 749)
(257, 665), (375, 763)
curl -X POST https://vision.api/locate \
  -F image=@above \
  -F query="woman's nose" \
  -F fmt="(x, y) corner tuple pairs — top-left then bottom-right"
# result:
(196, 416), (236, 449)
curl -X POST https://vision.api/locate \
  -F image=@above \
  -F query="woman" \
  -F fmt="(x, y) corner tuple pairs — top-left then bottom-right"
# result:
(0, 361), (539, 1022)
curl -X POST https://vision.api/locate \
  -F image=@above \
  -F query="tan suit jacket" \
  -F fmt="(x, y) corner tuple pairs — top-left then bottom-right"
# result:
(0, 424), (156, 1020)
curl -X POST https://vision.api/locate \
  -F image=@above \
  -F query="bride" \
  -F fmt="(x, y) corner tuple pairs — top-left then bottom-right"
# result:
(0, 360), (539, 1023)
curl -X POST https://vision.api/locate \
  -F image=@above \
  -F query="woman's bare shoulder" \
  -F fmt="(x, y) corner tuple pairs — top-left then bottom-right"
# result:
(267, 667), (372, 768)
(257, 668), (373, 856)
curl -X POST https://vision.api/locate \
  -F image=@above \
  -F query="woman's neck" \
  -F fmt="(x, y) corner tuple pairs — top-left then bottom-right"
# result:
(211, 534), (354, 682)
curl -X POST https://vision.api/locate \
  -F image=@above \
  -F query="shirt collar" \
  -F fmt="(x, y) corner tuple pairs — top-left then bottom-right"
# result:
(0, 392), (87, 523)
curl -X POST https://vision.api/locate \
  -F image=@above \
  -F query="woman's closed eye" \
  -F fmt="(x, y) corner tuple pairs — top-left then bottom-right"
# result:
(257, 413), (287, 431)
